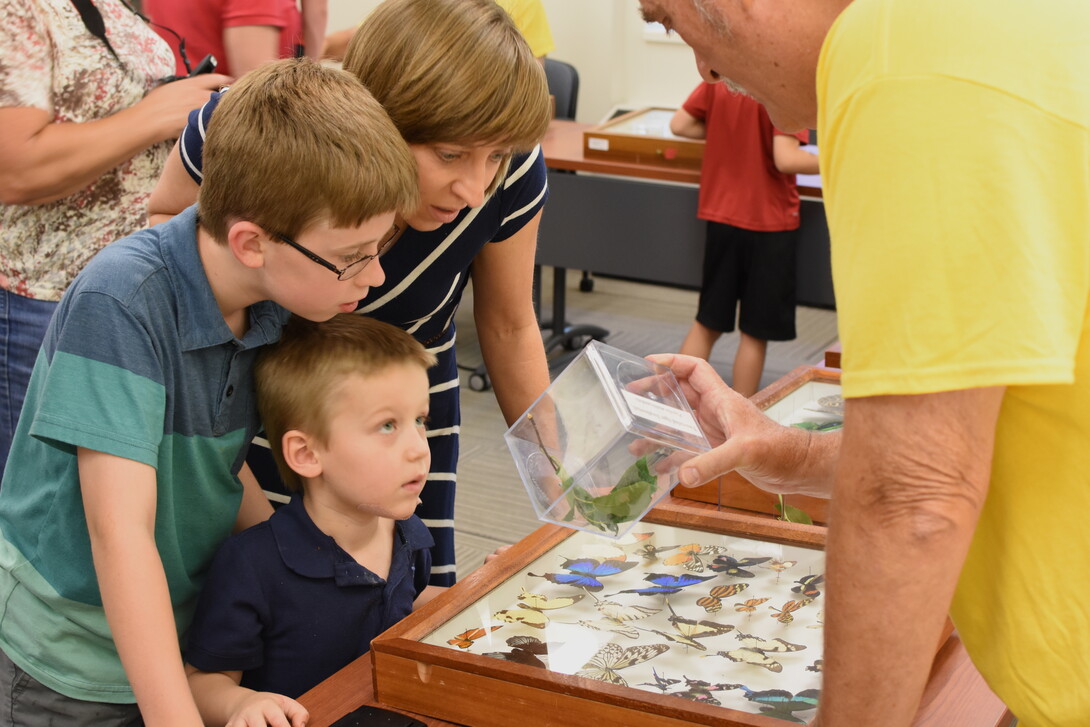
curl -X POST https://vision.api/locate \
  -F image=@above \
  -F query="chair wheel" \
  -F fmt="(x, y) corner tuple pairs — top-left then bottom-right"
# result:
(468, 371), (491, 392)
(579, 277), (595, 292)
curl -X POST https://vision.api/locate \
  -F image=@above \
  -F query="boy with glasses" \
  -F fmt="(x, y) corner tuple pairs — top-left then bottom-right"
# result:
(0, 58), (417, 725)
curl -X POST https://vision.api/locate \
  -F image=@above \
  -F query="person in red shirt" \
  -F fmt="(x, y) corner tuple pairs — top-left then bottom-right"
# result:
(671, 80), (818, 396)
(144, 0), (327, 78)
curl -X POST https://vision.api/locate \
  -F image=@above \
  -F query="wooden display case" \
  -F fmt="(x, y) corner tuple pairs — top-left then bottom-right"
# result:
(673, 366), (841, 524)
(583, 108), (704, 171)
(373, 506), (826, 726)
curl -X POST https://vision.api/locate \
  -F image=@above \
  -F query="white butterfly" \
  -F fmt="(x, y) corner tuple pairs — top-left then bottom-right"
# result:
(575, 643), (670, 686)
(594, 599), (661, 622)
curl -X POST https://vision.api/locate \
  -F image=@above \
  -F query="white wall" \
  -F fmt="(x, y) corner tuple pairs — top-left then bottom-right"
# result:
(325, 0), (703, 124)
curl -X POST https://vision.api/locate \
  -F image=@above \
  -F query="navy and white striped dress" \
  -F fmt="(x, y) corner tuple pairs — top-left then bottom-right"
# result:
(180, 94), (548, 585)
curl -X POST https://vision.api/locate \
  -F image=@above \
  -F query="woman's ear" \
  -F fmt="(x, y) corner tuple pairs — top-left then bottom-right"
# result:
(281, 430), (322, 480)
(226, 220), (270, 269)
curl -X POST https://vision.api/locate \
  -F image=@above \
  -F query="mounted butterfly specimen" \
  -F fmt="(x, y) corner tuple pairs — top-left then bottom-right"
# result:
(807, 659), (823, 673)
(493, 608), (549, 629)
(593, 598), (661, 622)
(733, 632), (806, 653)
(638, 667), (681, 693)
(569, 618), (640, 639)
(696, 583), (749, 613)
(483, 635), (554, 669)
(759, 559), (798, 582)
(792, 573), (825, 599)
(707, 556), (772, 578)
(710, 648), (784, 673)
(446, 625), (502, 650)
(726, 685), (821, 724)
(661, 543), (729, 572)
(516, 589), (585, 612)
(665, 600), (736, 643)
(575, 642), (670, 687)
(527, 557), (638, 593)
(733, 597), (770, 615)
(608, 572), (715, 597)
(634, 543), (681, 562)
(769, 599), (810, 624)
(670, 676), (737, 707)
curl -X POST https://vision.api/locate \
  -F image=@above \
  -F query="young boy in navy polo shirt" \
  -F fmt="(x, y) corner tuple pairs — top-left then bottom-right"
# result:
(0, 60), (418, 725)
(185, 314), (438, 725)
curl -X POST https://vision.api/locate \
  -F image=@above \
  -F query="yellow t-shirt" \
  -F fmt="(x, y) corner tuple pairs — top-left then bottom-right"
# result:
(496, 0), (554, 58)
(818, 0), (1090, 724)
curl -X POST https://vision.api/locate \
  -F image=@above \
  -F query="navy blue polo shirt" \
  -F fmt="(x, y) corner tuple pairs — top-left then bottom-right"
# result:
(184, 496), (433, 698)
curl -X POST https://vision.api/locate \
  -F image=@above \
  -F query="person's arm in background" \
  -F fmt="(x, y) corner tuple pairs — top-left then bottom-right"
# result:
(0, 73), (229, 207)
(300, 0), (328, 61)
(470, 210), (551, 426)
(772, 133), (819, 175)
(235, 462), (274, 532)
(669, 107), (707, 139)
(819, 388), (1002, 726)
(147, 139), (200, 225)
(320, 26), (354, 61)
(222, 25), (279, 77)
(78, 449), (205, 727)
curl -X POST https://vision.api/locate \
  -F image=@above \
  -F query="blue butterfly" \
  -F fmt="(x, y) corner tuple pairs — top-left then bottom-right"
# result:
(528, 558), (637, 592)
(722, 686), (821, 724)
(609, 572), (716, 597)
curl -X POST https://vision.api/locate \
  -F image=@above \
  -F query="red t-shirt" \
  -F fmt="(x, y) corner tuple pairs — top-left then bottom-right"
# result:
(144, 0), (302, 77)
(683, 82), (809, 232)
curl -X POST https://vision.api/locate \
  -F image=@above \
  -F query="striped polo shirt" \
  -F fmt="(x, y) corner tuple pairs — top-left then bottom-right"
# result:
(0, 206), (289, 702)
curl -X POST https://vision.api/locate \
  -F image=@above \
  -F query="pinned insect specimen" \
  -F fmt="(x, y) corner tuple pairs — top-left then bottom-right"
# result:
(733, 633), (806, 653)
(493, 608), (549, 629)
(593, 598), (661, 622)
(724, 685), (821, 724)
(670, 677), (737, 707)
(769, 599), (810, 624)
(662, 543), (729, 573)
(608, 572), (716, 597)
(696, 583), (750, 613)
(707, 556), (772, 578)
(516, 589), (585, 612)
(446, 625), (502, 649)
(638, 667), (681, 693)
(483, 635), (554, 669)
(733, 597), (771, 615)
(527, 557), (637, 592)
(791, 574), (825, 600)
(759, 559), (798, 582)
(709, 648), (783, 673)
(807, 659), (823, 673)
(575, 642), (670, 687)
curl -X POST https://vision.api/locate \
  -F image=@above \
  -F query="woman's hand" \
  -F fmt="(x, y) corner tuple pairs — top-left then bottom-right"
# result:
(137, 73), (233, 142)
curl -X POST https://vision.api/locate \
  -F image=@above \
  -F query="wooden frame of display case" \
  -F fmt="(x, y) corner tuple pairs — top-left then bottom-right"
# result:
(673, 366), (840, 524)
(372, 506), (824, 726)
(583, 107), (705, 171)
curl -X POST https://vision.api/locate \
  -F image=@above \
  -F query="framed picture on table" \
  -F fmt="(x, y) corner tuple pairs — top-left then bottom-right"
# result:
(372, 506), (829, 726)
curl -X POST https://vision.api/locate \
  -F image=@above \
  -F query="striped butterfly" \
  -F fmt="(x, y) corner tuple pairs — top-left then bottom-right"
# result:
(696, 583), (750, 613)
(769, 599), (810, 624)
(575, 642), (670, 686)
(733, 597), (771, 614)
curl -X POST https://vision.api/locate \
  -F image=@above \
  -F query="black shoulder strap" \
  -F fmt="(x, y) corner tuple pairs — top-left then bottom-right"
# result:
(69, 0), (121, 62)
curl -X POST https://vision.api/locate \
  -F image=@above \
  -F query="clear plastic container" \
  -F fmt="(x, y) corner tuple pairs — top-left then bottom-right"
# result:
(505, 341), (710, 538)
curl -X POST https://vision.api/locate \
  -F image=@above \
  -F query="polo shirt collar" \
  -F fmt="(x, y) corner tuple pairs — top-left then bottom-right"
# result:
(271, 495), (433, 587)
(160, 205), (287, 352)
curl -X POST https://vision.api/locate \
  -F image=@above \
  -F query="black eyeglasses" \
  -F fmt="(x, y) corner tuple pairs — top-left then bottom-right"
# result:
(275, 225), (401, 281)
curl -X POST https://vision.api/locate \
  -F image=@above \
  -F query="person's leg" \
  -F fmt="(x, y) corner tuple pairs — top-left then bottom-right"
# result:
(731, 331), (768, 397)
(0, 290), (58, 478)
(0, 647), (143, 726)
(687, 222), (742, 360)
(678, 320), (721, 360)
(736, 227), (798, 397)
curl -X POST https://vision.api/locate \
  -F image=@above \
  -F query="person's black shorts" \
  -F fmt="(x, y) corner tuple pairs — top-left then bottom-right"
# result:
(695, 221), (798, 341)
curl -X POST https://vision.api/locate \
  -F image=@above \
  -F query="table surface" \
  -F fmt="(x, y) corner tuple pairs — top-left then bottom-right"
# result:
(297, 502), (1010, 727)
(541, 119), (823, 198)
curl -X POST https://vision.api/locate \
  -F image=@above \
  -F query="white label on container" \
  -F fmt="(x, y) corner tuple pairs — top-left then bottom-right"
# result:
(621, 390), (701, 436)
(587, 137), (610, 151)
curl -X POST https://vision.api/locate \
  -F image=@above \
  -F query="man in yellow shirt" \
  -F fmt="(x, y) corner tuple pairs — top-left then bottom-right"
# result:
(639, 0), (1090, 725)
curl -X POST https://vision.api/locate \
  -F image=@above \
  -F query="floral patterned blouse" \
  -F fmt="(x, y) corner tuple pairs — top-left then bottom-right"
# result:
(0, 0), (175, 301)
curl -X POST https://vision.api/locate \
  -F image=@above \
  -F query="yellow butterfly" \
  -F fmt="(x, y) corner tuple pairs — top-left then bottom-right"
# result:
(517, 589), (585, 611)
(493, 608), (549, 629)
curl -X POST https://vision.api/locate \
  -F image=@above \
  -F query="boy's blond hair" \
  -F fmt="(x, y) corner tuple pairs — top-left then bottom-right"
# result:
(343, 0), (551, 195)
(199, 58), (419, 243)
(255, 314), (437, 491)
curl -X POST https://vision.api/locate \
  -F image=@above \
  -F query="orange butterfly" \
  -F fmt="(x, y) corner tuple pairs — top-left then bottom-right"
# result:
(447, 625), (502, 649)
(696, 583), (749, 613)
(769, 599), (809, 624)
(734, 597), (771, 614)
(662, 543), (728, 572)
